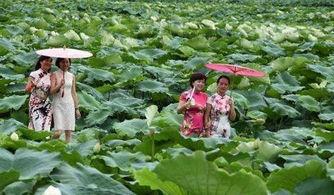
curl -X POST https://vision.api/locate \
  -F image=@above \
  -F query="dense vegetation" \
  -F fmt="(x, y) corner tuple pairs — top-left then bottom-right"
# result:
(0, 0), (334, 194)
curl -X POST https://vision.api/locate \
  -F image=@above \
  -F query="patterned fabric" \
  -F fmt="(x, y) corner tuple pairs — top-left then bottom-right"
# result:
(52, 70), (75, 131)
(179, 89), (208, 136)
(28, 69), (52, 131)
(207, 93), (231, 138)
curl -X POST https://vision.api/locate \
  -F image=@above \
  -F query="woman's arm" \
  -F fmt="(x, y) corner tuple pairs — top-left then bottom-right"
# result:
(71, 75), (81, 119)
(204, 103), (212, 133)
(228, 99), (236, 121)
(50, 73), (64, 95)
(177, 100), (190, 114)
(25, 77), (35, 93)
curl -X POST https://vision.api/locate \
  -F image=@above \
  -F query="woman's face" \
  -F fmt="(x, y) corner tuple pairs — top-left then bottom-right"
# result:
(40, 58), (52, 72)
(217, 77), (229, 94)
(192, 79), (205, 91)
(59, 58), (70, 71)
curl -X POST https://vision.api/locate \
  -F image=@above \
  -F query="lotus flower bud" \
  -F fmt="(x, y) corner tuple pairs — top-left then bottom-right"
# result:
(93, 142), (101, 153)
(10, 132), (19, 141)
(43, 185), (61, 195)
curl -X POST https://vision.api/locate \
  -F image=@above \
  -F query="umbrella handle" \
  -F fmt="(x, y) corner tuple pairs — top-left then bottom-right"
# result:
(189, 86), (195, 100)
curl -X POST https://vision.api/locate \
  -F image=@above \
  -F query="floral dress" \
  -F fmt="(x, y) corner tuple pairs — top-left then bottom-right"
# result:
(207, 93), (231, 138)
(179, 89), (208, 136)
(28, 69), (52, 131)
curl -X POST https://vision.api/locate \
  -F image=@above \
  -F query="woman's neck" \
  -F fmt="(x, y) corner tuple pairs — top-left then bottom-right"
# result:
(40, 68), (48, 73)
(217, 91), (225, 96)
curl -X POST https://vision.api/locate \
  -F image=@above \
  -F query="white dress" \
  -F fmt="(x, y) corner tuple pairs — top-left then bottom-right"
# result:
(52, 70), (75, 131)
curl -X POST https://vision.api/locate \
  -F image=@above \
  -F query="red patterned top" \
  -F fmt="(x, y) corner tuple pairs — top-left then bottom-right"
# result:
(179, 89), (208, 136)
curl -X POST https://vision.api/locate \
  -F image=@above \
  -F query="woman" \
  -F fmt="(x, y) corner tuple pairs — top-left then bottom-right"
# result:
(25, 56), (53, 131)
(204, 75), (236, 138)
(50, 58), (80, 142)
(177, 72), (208, 137)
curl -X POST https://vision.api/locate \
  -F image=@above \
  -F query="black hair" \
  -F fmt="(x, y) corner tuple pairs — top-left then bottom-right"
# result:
(216, 75), (230, 84)
(35, 56), (52, 71)
(55, 58), (71, 69)
(189, 72), (207, 87)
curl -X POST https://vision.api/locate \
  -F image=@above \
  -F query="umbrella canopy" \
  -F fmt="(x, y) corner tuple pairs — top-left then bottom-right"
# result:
(205, 63), (265, 77)
(36, 48), (93, 59)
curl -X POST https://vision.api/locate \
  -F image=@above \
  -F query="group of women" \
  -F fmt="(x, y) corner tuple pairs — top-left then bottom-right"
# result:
(177, 72), (236, 138)
(25, 56), (234, 141)
(25, 56), (80, 142)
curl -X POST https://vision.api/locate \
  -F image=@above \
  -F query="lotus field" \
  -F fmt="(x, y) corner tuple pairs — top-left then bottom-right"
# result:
(1, 0), (334, 194)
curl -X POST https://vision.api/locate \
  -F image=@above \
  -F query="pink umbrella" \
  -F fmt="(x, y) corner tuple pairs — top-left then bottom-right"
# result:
(36, 47), (92, 97)
(36, 48), (93, 59)
(205, 63), (265, 77)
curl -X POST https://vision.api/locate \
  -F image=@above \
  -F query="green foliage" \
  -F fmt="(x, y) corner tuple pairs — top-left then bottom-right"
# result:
(1, 1), (334, 194)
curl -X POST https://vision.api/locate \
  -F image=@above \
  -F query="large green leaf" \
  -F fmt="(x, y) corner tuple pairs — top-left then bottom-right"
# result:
(279, 154), (324, 167)
(76, 82), (105, 100)
(261, 41), (285, 57)
(100, 151), (156, 171)
(236, 139), (281, 161)
(227, 53), (261, 63)
(51, 164), (134, 195)
(71, 139), (99, 157)
(283, 94), (320, 112)
(0, 118), (25, 135)
(3, 181), (34, 195)
(238, 91), (266, 110)
(134, 168), (185, 195)
(268, 102), (300, 118)
(185, 36), (210, 50)
(0, 170), (19, 190)
(129, 48), (167, 63)
(80, 66), (115, 83)
(85, 109), (112, 126)
(0, 148), (61, 180)
(0, 95), (28, 113)
(259, 127), (316, 144)
(267, 160), (326, 192)
(147, 151), (268, 195)
(184, 57), (209, 70)
(319, 106), (334, 121)
(77, 91), (102, 111)
(297, 95), (320, 112)
(138, 80), (169, 93)
(19, 127), (52, 141)
(270, 57), (308, 72)
(12, 52), (38, 67)
(113, 119), (148, 138)
(0, 66), (24, 80)
(328, 159), (334, 181)
(294, 178), (334, 195)
(308, 64), (334, 81)
(0, 38), (15, 55)
(271, 72), (304, 94)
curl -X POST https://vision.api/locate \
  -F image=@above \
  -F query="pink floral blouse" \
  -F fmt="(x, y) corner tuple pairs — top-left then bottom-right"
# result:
(179, 89), (208, 136)
(207, 93), (231, 138)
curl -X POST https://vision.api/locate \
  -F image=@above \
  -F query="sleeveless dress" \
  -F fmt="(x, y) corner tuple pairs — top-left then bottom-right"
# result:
(207, 93), (232, 138)
(28, 69), (52, 131)
(52, 70), (75, 131)
(179, 89), (208, 136)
